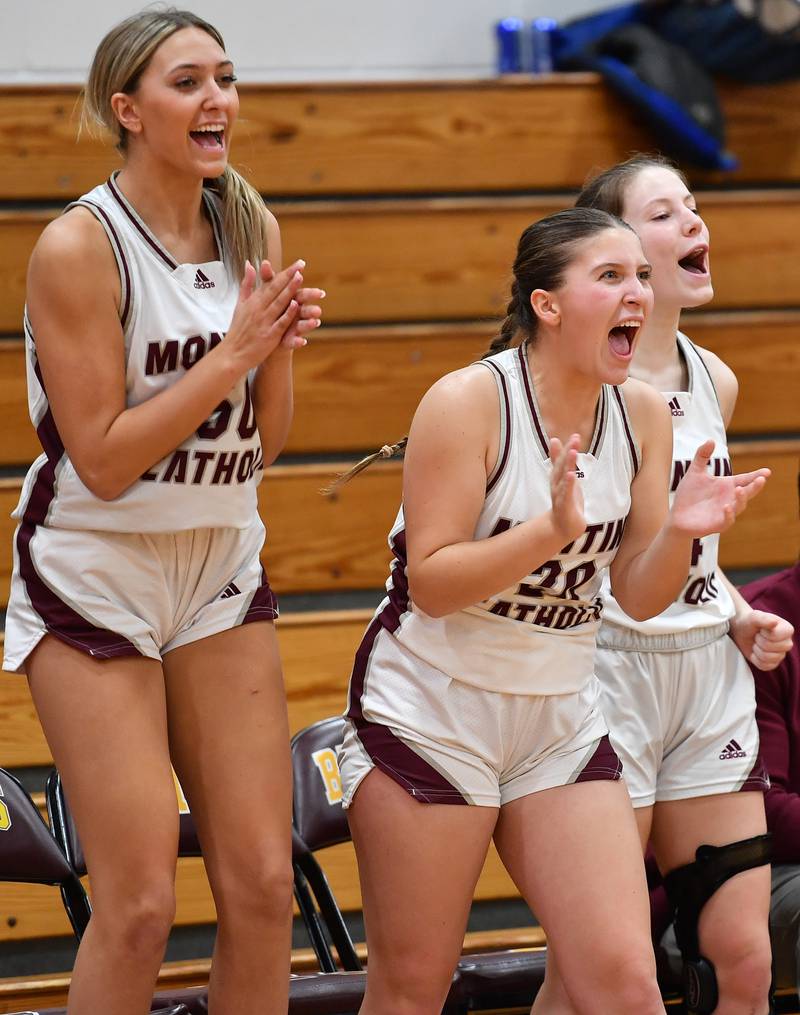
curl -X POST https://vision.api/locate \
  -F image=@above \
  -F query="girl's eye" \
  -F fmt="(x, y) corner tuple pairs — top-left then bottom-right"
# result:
(601, 270), (618, 280)
(219, 74), (238, 85)
(638, 269), (652, 281)
(652, 212), (670, 221)
(175, 77), (195, 88)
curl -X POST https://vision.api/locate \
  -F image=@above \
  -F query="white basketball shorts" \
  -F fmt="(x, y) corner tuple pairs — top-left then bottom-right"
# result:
(3, 517), (278, 673)
(596, 622), (768, 807)
(338, 621), (621, 809)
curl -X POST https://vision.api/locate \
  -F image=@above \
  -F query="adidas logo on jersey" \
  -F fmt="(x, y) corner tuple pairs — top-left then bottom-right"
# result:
(194, 269), (215, 290)
(219, 581), (241, 600)
(668, 396), (684, 417)
(719, 738), (746, 760)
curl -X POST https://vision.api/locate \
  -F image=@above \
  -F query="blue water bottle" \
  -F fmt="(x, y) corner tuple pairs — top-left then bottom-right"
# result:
(530, 17), (557, 74)
(495, 17), (524, 74)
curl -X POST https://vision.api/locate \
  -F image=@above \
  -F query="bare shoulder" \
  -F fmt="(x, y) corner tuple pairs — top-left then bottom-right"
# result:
(408, 362), (498, 449)
(27, 206), (121, 335)
(29, 206), (117, 289)
(620, 376), (671, 445)
(416, 362), (497, 421)
(693, 341), (739, 422)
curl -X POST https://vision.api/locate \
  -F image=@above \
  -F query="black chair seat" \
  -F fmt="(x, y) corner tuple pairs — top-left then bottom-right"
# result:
(457, 948), (547, 1010)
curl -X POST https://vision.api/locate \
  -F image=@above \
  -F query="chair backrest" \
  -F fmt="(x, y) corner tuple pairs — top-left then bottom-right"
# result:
(0, 767), (91, 938)
(46, 769), (202, 877)
(290, 717), (361, 973)
(291, 715), (350, 852)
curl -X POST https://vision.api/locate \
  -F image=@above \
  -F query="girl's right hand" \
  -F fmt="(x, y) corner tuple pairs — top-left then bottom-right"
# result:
(223, 259), (308, 372)
(549, 434), (586, 545)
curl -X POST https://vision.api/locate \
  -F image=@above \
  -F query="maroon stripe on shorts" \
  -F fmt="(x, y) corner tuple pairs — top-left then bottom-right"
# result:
(575, 734), (623, 783)
(16, 367), (139, 660)
(241, 567), (279, 623)
(345, 528), (467, 804)
(739, 752), (770, 793)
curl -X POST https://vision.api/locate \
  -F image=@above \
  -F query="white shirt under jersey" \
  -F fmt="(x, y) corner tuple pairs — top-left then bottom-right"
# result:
(601, 332), (734, 636)
(374, 342), (642, 695)
(14, 173), (263, 534)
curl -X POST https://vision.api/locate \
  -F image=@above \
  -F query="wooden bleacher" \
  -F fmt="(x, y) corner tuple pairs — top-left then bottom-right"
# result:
(0, 75), (798, 1013)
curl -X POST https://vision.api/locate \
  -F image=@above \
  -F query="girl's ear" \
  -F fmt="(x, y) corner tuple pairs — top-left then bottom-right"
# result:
(110, 92), (143, 137)
(531, 289), (561, 326)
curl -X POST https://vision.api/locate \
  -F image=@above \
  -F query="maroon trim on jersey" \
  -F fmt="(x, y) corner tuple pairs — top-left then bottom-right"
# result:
(589, 386), (607, 457)
(15, 366), (140, 661)
(241, 567), (279, 623)
(345, 527), (468, 804)
(739, 752), (770, 793)
(78, 199), (132, 329)
(202, 189), (225, 262)
(106, 174), (180, 272)
(574, 734), (623, 782)
(610, 386), (641, 476)
(682, 333), (724, 415)
(517, 342), (550, 459)
(482, 360), (512, 495)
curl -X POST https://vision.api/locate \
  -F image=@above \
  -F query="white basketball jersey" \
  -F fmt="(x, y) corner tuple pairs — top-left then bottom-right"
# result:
(602, 332), (734, 634)
(374, 342), (641, 695)
(15, 174), (263, 534)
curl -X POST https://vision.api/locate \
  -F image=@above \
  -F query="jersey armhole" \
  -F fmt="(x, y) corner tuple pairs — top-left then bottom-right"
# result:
(65, 199), (132, 330)
(611, 385), (642, 477)
(474, 359), (512, 493)
(680, 332), (724, 416)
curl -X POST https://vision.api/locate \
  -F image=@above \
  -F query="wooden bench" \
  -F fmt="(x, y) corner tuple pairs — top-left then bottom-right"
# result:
(0, 440), (796, 610)
(1, 77), (799, 199)
(0, 310), (797, 466)
(2, 191), (800, 332)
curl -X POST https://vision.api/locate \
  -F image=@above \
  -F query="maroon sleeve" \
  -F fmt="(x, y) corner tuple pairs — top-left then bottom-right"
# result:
(754, 657), (800, 863)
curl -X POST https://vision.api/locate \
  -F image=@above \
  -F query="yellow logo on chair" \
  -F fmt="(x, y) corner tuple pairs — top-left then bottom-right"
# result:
(311, 748), (343, 805)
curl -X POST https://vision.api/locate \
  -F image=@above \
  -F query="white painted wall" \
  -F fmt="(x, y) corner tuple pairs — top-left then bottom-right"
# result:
(1, 0), (619, 83)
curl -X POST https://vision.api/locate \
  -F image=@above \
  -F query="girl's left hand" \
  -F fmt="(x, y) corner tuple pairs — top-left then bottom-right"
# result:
(731, 609), (795, 671)
(259, 260), (323, 350)
(669, 440), (770, 538)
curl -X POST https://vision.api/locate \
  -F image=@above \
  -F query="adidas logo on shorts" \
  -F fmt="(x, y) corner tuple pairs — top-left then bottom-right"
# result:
(668, 396), (684, 417)
(719, 738), (746, 760)
(219, 581), (241, 600)
(194, 269), (215, 289)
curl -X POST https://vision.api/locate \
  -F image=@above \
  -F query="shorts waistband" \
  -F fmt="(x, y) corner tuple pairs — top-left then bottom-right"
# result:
(596, 620), (730, 653)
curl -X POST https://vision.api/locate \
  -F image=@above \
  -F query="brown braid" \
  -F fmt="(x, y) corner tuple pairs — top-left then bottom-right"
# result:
(320, 438), (408, 496)
(482, 281), (523, 359)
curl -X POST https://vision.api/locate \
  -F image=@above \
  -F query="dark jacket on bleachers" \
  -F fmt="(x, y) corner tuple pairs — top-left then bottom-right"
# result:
(742, 564), (800, 864)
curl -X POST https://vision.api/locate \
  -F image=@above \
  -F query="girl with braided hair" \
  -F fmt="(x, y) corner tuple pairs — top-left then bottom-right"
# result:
(336, 207), (769, 1015)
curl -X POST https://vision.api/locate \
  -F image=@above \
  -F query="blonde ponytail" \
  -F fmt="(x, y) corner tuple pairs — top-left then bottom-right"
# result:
(205, 167), (268, 280)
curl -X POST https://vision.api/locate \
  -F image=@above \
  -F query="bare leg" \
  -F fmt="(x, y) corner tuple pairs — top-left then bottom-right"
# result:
(347, 767), (498, 1015)
(494, 781), (663, 1015)
(163, 622), (293, 1015)
(651, 792), (772, 1015)
(28, 636), (178, 1015)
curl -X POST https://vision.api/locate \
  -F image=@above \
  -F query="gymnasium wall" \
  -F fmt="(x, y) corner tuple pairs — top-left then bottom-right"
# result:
(0, 0), (619, 83)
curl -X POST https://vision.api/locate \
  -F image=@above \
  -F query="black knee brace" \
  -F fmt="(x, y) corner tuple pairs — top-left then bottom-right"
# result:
(663, 833), (772, 1015)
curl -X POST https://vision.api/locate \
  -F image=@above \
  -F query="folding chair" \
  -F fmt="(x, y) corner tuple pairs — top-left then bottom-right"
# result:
(0, 766), (189, 1015)
(47, 766), (369, 1015)
(291, 716), (547, 1012)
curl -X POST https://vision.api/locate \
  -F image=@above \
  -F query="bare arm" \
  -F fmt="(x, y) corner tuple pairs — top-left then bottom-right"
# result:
(404, 367), (585, 618)
(28, 209), (307, 500)
(610, 380), (769, 620)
